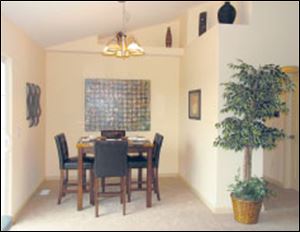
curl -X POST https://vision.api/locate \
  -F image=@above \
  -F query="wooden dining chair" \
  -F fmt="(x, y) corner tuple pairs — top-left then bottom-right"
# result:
(127, 133), (164, 202)
(100, 130), (126, 193)
(54, 133), (94, 205)
(93, 140), (128, 217)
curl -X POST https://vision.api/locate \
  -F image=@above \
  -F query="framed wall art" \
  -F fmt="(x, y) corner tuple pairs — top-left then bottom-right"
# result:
(26, 83), (42, 128)
(85, 79), (151, 132)
(189, 89), (201, 120)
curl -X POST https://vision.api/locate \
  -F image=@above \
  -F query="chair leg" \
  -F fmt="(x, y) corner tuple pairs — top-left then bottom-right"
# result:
(155, 168), (161, 201)
(101, 177), (106, 193)
(66, 169), (69, 183)
(153, 169), (157, 194)
(63, 170), (68, 197)
(120, 177), (123, 204)
(122, 177), (126, 216)
(83, 169), (87, 191)
(127, 169), (132, 202)
(58, 170), (64, 205)
(90, 170), (95, 206)
(95, 178), (99, 218)
(138, 168), (143, 189)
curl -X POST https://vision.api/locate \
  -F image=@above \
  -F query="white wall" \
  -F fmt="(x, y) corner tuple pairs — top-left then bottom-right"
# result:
(182, 1), (251, 47)
(179, 1), (299, 212)
(179, 26), (220, 210)
(218, 1), (299, 209)
(45, 51), (180, 179)
(98, 19), (181, 48)
(1, 16), (46, 218)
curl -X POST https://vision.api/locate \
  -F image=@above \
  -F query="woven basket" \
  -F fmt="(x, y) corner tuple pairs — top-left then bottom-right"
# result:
(231, 194), (263, 224)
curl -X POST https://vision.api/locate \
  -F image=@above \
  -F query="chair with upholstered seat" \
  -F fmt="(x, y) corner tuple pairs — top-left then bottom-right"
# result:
(127, 133), (164, 202)
(99, 130), (126, 192)
(93, 140), (128, 217)
(55, 133), (94, 205)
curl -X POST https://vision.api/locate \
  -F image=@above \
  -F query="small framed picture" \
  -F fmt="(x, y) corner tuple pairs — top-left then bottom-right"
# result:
(189, 89), (201, 120)
(199, 12), (207, 36)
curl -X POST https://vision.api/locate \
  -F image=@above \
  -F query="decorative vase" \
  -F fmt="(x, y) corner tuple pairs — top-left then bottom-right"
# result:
(165, 27), (172, 48)
(218, 1), (236, 24)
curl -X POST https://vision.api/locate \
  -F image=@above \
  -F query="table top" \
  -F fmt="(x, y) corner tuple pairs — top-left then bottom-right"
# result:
(77, 136), (154, 149)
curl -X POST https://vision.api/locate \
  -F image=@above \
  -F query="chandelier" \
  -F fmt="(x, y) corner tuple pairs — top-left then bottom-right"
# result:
(102, 1), (144, 58)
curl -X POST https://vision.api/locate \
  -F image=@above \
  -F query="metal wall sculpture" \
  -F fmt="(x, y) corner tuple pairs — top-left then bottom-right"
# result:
(85, 79), (151, 132)
(26, 83), (41, 127)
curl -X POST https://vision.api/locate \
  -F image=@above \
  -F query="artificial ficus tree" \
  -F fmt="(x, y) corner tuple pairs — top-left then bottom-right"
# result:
(214, 60), (294, 181)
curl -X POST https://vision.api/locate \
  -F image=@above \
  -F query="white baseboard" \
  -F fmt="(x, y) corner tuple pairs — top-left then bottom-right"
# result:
(13, 180), (44, 224)
(46, 173), (179, 182)
(178, 175), (233, 214)
(264, 176), (285, 188)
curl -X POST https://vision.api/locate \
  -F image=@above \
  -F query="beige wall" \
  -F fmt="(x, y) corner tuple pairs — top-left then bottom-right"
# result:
(179, 1), (299, 212)
(2, 1), (298, 218)
(45, 51), (180, 179)
(290, 73), (299, 191)
(218, 1), (299, 208)
(98, 19), (181, 48)
(181, 1), (251, 47)
(1, 16), (46, 217)
(179, 26), (220, 210)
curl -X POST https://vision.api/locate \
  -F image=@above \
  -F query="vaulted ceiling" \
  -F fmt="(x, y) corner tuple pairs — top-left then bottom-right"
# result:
(1, 1), (204, 47)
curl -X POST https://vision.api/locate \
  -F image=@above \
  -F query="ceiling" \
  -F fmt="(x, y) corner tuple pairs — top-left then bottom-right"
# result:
(1, 1), (203, 47)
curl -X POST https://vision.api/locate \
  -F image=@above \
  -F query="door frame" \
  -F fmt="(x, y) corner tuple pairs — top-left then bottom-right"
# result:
(1, 55), (13, 216)
(282, 66), (299, 191)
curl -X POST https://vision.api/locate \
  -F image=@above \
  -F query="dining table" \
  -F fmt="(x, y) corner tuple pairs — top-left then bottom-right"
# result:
(76, 137), (154, 211)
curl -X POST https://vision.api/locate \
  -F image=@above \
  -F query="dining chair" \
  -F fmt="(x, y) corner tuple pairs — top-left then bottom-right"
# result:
(101, 130), (126, 139)
(127, 133), (164, 202)
(100, 130), (126, 193)
(54, 133), (94, 205)
(94, 140), (128, 217)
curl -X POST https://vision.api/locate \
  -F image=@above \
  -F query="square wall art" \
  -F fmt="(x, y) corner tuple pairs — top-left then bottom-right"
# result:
(85, 79), (151, 131)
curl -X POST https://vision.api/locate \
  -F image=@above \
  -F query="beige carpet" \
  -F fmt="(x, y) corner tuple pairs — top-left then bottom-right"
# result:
(11, 178), (299, 231)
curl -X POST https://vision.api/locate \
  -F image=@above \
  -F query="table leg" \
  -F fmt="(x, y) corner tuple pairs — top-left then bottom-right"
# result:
(146, 148), (153, 208)
(77, 148), (84, 211)
(138, 152), (143, 189)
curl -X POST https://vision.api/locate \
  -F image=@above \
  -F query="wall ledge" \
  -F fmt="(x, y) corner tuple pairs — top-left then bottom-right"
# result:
(46, 45), (184, 57)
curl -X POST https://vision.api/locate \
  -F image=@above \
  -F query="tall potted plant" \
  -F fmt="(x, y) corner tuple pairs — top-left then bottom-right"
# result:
(214, 60), (294, 224)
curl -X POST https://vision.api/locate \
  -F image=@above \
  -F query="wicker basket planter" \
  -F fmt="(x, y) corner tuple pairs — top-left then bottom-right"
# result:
(231, 194), (263, 224)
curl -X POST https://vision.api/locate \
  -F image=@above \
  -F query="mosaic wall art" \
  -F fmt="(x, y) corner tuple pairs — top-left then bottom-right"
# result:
(85, 79), (151, 131)
(26, 83), (42, 128)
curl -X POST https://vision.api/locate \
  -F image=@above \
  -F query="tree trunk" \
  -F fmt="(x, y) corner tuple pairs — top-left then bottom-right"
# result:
(243, 146), (252, 181)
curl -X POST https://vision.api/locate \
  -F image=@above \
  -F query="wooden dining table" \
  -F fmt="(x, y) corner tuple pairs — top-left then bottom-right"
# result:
(76, 138), (154, 211)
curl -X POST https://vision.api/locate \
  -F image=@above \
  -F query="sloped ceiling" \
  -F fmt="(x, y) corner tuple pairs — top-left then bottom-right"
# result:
(1, 1), (204, 47)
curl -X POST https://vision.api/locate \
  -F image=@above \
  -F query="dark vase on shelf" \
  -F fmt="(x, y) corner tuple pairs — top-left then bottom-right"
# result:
(166, 27), (172, 48)
(218, 1), (236, 24)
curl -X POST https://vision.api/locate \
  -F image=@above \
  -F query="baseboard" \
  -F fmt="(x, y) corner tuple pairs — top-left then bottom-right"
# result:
(178, 175), (232, 214)
(158, 173), (179, 178)
(264, 176), (285, 188)
(12, 180), (44, 224)
(46, 173), (179, 181)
